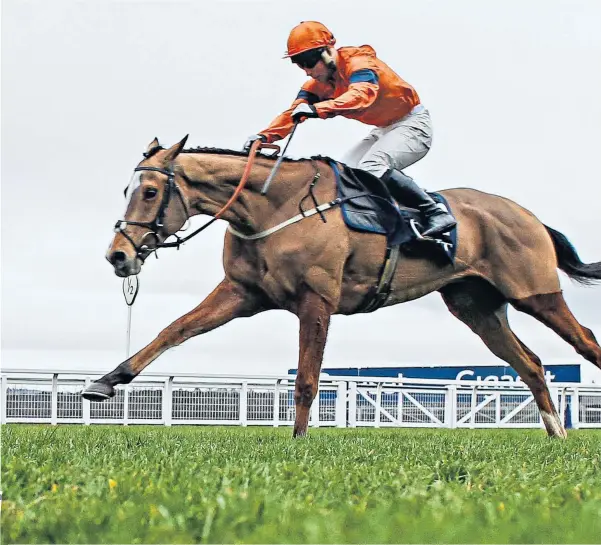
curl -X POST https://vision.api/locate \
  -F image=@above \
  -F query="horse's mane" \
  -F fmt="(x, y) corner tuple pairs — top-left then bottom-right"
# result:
(145, 143), (333, 165)
(182, 146), (308, 163)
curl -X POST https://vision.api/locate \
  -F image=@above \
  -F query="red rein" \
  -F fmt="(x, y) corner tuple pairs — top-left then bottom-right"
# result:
(213, 140), (280, 220)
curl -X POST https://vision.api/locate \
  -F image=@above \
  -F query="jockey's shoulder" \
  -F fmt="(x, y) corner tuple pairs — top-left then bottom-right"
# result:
(337, 44), (377, 59)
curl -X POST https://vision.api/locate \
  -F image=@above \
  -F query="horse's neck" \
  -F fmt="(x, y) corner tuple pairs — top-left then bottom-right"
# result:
(180, 154), (320, 232)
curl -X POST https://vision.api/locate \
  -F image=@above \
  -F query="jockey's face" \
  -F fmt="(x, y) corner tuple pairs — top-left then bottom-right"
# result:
(301, 60), (332, 83)
(292, 47), (336, 83)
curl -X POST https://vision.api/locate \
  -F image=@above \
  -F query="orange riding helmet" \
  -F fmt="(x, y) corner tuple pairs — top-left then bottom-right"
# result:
(284, 21), (336, 58)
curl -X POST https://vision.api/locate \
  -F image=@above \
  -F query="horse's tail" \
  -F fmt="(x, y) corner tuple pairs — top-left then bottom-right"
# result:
(545, 225), (601, 285)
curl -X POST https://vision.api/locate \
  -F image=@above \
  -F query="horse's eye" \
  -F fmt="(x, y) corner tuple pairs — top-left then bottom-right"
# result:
(143, 187), (158, 200)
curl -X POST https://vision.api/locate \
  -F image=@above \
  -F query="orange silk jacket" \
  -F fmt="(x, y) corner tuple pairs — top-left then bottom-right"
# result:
(260, 45), (421, 143)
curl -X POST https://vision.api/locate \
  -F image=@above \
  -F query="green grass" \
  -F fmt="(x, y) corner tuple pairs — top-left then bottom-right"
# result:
(1, 426), (600, 544)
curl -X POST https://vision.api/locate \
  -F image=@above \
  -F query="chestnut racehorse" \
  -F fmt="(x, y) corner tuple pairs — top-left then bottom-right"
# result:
(82, 136), (601, 438)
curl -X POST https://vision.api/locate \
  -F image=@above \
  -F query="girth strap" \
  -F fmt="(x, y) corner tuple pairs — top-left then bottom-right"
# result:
(358, 244), (401, 313)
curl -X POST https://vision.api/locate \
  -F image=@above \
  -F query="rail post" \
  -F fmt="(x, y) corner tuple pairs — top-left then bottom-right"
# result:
(51, 373), (59, 425)
(163, 377), (173, 426)
(572, 388), (580, 429)
(83, 377), (91, 425)
(240, 381), (248, 426)
(348, 382), (357, 428)
(495, 391), (501, 426)
(335, 381), (347, 428)
(375, 383), (382, 428)
(273, 380), (280, 427)
(1, 375), (7, 424)
(397, 385), (404, 426)
(470, 384), (478, 428)
(446, 384), (457, 429)
(123, 386), (129, 426)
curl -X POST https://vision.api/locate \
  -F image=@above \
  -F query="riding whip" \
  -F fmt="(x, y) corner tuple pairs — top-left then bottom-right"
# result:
(261, 122), (299, 195)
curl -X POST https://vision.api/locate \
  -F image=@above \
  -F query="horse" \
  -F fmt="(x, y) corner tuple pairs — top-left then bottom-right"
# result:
(82, 135), (601, 438)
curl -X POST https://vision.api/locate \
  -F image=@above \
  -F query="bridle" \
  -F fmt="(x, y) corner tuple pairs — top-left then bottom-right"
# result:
(113, 164), (195, 260)
(114, 139), (275, 261)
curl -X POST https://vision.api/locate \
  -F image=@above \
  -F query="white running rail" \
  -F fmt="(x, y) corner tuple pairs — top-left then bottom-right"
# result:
(1, 369), (600, 429)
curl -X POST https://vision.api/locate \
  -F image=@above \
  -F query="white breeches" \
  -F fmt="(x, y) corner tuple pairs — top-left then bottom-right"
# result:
(341, 105), (433, 178)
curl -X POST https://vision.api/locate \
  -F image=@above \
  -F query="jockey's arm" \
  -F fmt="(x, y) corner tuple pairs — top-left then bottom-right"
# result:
(258, 62), (380, 140)
(259, 90), (320, 143)
(315, 69), (379, 118)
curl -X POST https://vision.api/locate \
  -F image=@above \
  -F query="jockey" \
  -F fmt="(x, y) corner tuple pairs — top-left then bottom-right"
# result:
(244, 21), (456, 238)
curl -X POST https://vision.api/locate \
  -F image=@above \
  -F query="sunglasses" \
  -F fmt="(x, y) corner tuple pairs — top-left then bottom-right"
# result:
(291, 48), (325, 69)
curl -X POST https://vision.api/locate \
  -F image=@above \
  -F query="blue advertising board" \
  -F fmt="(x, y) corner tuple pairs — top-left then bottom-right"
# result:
(288, 364), (581, 383)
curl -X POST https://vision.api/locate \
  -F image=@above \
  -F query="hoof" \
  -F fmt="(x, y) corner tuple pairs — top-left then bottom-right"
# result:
(82, 382), (115, 402)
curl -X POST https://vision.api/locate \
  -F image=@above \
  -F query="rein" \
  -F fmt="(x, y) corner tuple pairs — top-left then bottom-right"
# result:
(115, 138), (274, 260)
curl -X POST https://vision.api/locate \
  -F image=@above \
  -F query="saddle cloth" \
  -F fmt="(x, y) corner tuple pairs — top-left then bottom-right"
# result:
(326, 159), (458, 263)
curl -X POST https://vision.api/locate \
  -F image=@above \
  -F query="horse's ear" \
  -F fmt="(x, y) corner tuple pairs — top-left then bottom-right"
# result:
(163, 134), (189, 163)
(143, 137), (162, 158)
(146, 137), (160, 152)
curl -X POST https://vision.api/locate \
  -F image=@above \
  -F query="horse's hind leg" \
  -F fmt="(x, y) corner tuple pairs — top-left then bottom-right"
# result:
(511, 292), (601, 370)
(440, 279), (567, 438)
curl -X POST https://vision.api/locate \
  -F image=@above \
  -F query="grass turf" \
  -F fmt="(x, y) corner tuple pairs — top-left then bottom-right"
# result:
(1, 425), (600, 543)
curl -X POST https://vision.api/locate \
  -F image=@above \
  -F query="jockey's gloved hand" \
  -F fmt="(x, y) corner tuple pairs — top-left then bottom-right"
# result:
(243, 133), (267, 152)
(291, 103), (319, 122)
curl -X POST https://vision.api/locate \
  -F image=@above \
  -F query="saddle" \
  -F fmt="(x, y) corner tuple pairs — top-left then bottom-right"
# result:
(327, 160), (458, 262)
(319, 158), (459, 313)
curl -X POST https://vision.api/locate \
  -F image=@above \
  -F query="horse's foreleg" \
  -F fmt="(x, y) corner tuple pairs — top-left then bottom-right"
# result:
(82, 279), (263, 401)
(293, 289), (333, 438)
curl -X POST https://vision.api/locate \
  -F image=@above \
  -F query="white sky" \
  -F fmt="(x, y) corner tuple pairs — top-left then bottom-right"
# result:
(2, 0), (600, 382)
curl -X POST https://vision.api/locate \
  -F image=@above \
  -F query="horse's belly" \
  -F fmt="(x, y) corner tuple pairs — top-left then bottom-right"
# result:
(338, 236), (463, 314)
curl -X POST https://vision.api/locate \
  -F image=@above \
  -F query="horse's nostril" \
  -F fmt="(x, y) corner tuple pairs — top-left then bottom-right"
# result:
(109, 251), (127, 265)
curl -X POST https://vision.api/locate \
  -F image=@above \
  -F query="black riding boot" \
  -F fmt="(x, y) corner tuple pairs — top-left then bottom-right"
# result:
(381, 169), (457, 237)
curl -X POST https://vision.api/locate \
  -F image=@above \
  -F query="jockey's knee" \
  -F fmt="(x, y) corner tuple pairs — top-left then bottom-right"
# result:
(357, 155), (390, 178)
(359, 146), (428, 178)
